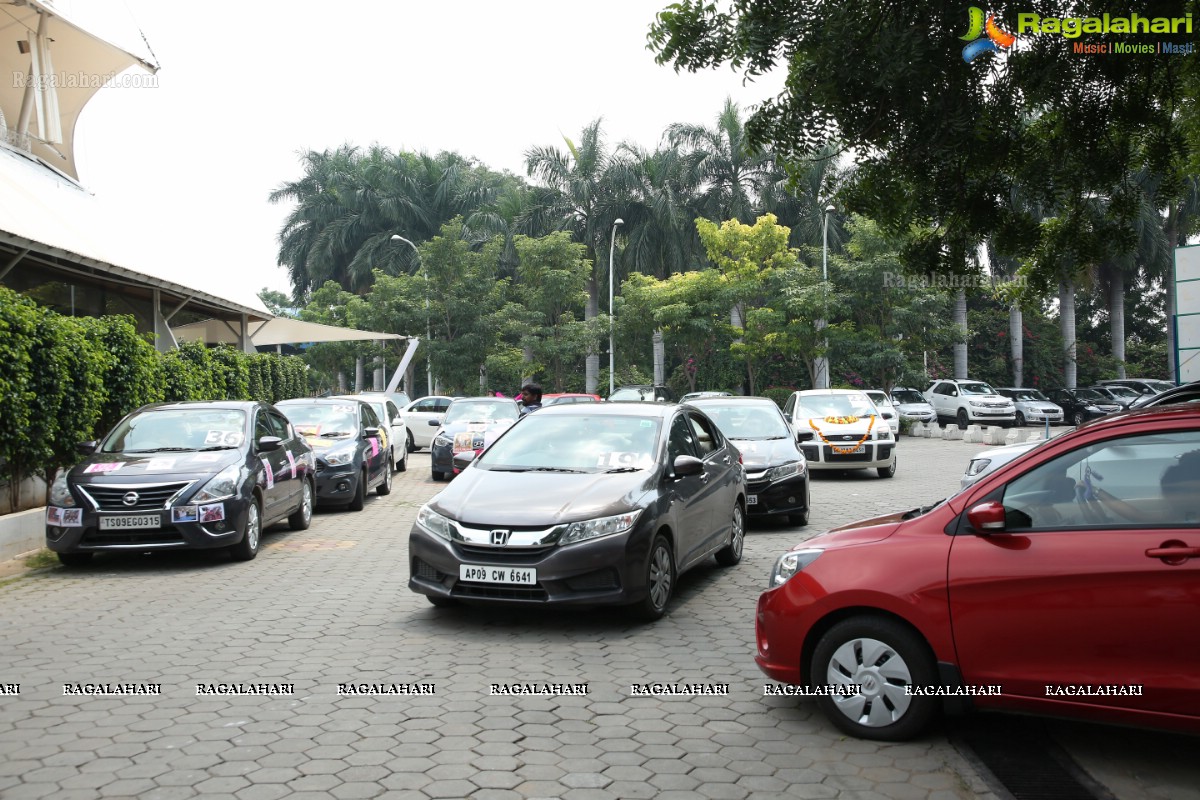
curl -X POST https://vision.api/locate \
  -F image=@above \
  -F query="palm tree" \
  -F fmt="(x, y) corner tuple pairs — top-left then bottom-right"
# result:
(524, 120), (623, 393)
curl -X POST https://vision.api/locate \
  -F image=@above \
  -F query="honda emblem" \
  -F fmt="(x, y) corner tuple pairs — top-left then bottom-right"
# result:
(490, 529), (512, 546)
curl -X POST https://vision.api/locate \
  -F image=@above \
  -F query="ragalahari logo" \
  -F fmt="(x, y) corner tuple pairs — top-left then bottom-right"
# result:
(960, 7), (1017, 62)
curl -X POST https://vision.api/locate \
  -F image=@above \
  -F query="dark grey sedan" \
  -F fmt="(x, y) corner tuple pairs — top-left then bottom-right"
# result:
(408, 403), (747, 620)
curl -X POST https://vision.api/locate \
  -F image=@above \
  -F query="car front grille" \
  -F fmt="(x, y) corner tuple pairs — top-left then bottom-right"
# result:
(80, 529), (185, 546)
(413, 558), (446, 581)
(565, 568), (619, 591)
(453, 584), (548, 602)
(456, 542), (557, 562)
(79, 482), (192, 512)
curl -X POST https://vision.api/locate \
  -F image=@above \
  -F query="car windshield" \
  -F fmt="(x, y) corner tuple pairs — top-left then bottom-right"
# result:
(865, 392), (892, 407)
(696, 404), (791, 440)
(478, 413), (661, 472)
(1105, 386), (1140, 399)
(610, 387), (656, 402)
(282, 404), (358, 437)
(444, 401), (519, 425)
(958, 382), (996, 395)
(1145, 381), (1176, 393)
(797, 394), (876, 418)
(1074, 389), (1105, 401)
(1011, 389), (1049, 401)
(890, 389), (925, 404)
(102, 408), (247, 453)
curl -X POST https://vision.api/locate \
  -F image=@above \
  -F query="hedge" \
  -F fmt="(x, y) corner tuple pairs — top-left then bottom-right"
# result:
(0, 287), (309, 509)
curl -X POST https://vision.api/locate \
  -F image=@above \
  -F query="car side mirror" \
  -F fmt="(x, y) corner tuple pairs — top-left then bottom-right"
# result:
(76, 441), (97, 456)
(362, 427), (380, 439)
(257, 436), (283, 452)
(452, 451), (477, 471)
(949, 390), (958, 397)
(428, 419), (441, 427)
(967, 501), (1007, 533)
(671, 454), (704, 478)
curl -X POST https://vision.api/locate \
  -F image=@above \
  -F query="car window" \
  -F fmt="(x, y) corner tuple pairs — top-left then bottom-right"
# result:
(254, 410), (276, 444)
(797, 394), (875, 419)
(891, 389), (924, 404)
(958, 382), (995, 395)
(283, 403), (358, 437)
(361, 404), (380, 429)
(102, 408), (247, 452)
(266, 411), (291, 439)
(702, 404), (791, 439)
(1001, 431), (1200, 529)
(668, 414), (699, 463)
(444, 401), (519, 425)
(477, 413), (659, 472)
(687, 413), (722, 458)
(386, 401), (400, 422)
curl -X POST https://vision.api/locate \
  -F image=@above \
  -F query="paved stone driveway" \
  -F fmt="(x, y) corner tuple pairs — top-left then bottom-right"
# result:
(0, 437), (1013, 800)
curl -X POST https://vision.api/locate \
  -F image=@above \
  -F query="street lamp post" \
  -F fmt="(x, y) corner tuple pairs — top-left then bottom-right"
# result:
(608, 218), (624, 398)
(390, 234), (434, 395)
(815, 204), (836, 390)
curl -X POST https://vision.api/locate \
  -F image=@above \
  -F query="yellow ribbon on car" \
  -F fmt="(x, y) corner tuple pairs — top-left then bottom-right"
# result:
(809, 415), (876, 455)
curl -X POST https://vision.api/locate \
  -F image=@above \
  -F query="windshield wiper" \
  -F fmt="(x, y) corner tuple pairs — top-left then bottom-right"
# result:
(123, 447), (194, 453)
(197, 445), (238, 452)
(901, 499), (945, 520)
(528, 467), (585, 473)
(603, 467), (640, 473)
(320, 431), (352, 438)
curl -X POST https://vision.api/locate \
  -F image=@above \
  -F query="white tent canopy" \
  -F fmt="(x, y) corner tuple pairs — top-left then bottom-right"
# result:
(173, 317), (407, 349)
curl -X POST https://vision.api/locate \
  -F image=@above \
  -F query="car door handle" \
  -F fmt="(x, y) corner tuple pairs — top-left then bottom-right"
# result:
(721, 455), (731, 464)
(699, 472), (709, 484)
(1146, 543), (1200, 562)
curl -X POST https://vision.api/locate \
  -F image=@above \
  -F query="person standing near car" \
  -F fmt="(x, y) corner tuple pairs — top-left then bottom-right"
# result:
(518, 383), (543, 414)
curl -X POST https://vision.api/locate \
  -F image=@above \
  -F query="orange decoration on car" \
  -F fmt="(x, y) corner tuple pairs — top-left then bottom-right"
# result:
(809, 415), (876, 455)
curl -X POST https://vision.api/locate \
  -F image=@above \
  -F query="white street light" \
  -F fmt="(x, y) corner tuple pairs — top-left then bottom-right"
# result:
(815, 204), (836, 390)
(608, 218), (624, 398)
(391, 234), (434, 395)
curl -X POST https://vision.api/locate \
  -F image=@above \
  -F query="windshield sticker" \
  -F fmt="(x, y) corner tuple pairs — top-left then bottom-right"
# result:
(595, 452), (654, 469)
(285, 450), (297, 479)
(453, 432), (484, 453)
(46, 506), (62, 525)
(192, 453), (222, 463)
(83, 462), (121, 474)
(368, 437), (380, 458)
(294, 424), (320, 437)
(60, 508), (82, 527)
(145, 457), (175, 471)
(263, 461), (274, 490)
(333, 405), (356, 414)
(199, 503), (225, 523)
(204, 430), (244, 446)
(308, 438), (333, 448)
(172, 506), (199, 523)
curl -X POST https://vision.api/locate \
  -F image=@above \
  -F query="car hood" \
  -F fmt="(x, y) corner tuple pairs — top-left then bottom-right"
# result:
(799, 512), (907, 548)
(971, 394), (1012, 404)
(730, 437), (803, 470)
(797, 415), (876, 435)
(436, 420), (515, 438)
(71, 450), (243, 480)
(299, 434), (357, 453)
(430, 467), (653, 526)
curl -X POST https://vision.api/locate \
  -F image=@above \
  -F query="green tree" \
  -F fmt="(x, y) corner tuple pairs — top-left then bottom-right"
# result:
(511, 232), (591, 390)
(93, 315), (163, 436)
(0, 287), (43, 509)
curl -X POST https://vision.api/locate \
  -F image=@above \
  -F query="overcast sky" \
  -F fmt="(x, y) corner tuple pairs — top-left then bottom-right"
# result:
(56, 0), (784, 310)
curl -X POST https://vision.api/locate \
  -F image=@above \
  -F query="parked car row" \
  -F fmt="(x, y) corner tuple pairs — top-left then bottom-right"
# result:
(45, 393), (413, 568)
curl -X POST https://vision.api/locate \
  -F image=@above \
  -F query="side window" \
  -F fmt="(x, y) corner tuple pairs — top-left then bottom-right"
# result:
(414, 400), (433, 413)
(688, 413), (720, 458)
(436, 399), (452, 412)
(1001, 431), (1200, 530)
(254, 411), (274, 444)
(361, 404), (380, 430)
(667, 415), (698, 465)
(386, 401), (400, 423)
(782, 395), (796, 418)
(267, 411), (290, 440)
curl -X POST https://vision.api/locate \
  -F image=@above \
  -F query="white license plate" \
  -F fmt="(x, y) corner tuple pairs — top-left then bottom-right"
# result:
(99, 514), (161, 530)
(747, 495), (758, 505)
(459, 565), (537, 585)
(831, 446), (866, 455)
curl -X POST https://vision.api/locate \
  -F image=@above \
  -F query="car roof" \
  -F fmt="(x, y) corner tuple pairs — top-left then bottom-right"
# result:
(533, 402), (676, 419)
(277, 397), (364, 406)
(796, 388), (869, 396)
(685, 396), (778, 407)
(140, 400), (262, 412)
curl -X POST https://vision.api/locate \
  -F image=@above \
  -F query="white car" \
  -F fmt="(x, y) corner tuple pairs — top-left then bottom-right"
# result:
(401, 395), (455, 451)
(333, 393), (410, 472)
(888, 387), (937, 427)
(925, 379), (1016, 429)
(863, 390), (901, 438)
(959, 437), (1052, 491)
(995, 388), (1064, 426)
(781, 389), (896, 478)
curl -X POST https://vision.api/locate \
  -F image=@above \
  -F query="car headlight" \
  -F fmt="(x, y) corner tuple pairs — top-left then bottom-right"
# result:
(875, 427), (891, 439)
(49, 471), (77, 507)
(1084, 405), (1100, 412)
(192, 463), (246, 503)
(416, 505), (456, 541)
(323, 446), (356, 467)
(769, 548), (823, 588)
(765, 461), (803, 482)
(967, 400), (987, 407)
(433, 433), (452, 447)
(965, 458), (992, 477)
(560, 510), (642, 546)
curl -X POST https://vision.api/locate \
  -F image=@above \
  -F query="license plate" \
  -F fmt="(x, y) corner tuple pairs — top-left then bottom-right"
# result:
(99, 514), (161, 530)
(747, 495), (758, 505)
(459, 565), (537, 585)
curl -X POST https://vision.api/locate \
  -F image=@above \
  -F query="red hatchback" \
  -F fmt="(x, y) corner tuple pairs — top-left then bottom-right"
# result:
(756, 405), (1200, 741)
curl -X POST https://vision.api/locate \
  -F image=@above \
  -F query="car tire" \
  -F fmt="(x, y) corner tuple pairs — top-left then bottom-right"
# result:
(57, 552), (93, 567)
(377, 456), (393, 496)
(715, 503), (745, 566)
(810, 616), (939, 742)
(1072, 411), (1086, 427)
(228, 498), (262, 561)
(406, 431), (416, 453)
(431, 468), (446, 482)
(397, 445), (408, 473)
(1016, 411), (1026, 427)
(877, 453), (897, 479)
(956, 409), (969, 430)
(288, 479), (313, 531)
(347, 470), (367, 511)
(427, 595), (457, 608)
(632, 536), (675, 622)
